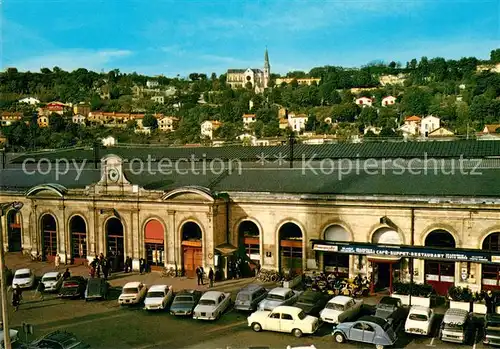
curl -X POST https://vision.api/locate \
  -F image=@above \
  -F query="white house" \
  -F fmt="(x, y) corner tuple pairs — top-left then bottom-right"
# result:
(18, 97), (40, 105)
(151, 96), (164, 104)
(355, 97), (373, 108)
(420, 115), (440, 137)
(381, 96), (396, 107)
(72, 114), (86, 125)
(242, 114), (256, 129)
(146, 80), (159, 88)
(287, 113), (308, 132)
(201, 120), (222, 140)
(364, 126), (381, 135)
(101, 136), (117, 147)
(237, 133), (257, 146)
(399, 116), (421, 136)
(158, 116), (178, 132)
(135, 126), (152, 135)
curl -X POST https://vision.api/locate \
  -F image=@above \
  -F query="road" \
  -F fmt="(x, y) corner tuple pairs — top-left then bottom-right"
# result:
(5, 287), (490, 349)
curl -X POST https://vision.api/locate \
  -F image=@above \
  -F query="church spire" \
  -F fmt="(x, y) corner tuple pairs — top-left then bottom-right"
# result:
(264, 47), (270, 69)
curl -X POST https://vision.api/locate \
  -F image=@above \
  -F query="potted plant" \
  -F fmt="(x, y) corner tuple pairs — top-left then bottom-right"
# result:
(391, 282), (410, 305)
(448, 286), (473, 311)
(472, 291), (487, 314)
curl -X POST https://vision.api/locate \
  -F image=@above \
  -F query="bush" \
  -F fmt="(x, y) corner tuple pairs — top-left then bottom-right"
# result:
(393, 282), (434, 296)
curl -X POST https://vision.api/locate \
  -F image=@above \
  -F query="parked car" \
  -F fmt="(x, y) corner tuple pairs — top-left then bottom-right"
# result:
(332, 315), (397, 349)
(58, 276), (87, 298)
(0, 322), (19, 347)
(29, 330), (90, 349)
(293, 290), (329, 317)
(144, 284), (173, 311)
(484, 313), (500, 346)
(439, 308), (470, 344)
(12, 268), (35, 289)
(84, 278), (109, 301)
(375, 296), (406, 324)
(193, 291), (232, 320)
(405, 305), (435, 336)
(118, 282), (147, 305)
(258, 287), (301, 311)
(41, 271), (63, 292)
(170, 290), (202, 316)
(235, 284), (268, 312)
(249, 305), (321, 338)
(319, 295), (363, 324)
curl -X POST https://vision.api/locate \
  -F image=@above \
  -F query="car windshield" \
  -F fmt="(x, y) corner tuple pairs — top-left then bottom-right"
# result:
(15, 273), (30, 279)
(444, 322), (464, 331)
(326, 303), (344, 311)
(237, 294), (250, 301)
(267, 294), (285, 301)
(409, 314), (428, 321)
(297, 310), (306, 320)
(147, 292), (165, 298)
(380, 297), (399, 306)
(43, 277), (57, 282)
(174, 296), (193, 303)
(123, 288), (138, 294)
(199, 299), (216, 306)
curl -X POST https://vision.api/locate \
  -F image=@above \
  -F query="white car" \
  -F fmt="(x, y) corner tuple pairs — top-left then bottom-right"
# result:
(41, 271), (63, 292)
(248, 305), (321, 338)
(118, 282), (147, 305)
(193, 291), (232, 321)
(405, 305), (435, 336)
(12, 268), (35, 289)
(0, 322), (18, 347)
(144, 284), (173, 311)
(258, 287), (301, 311)
(319, 295), (362, 324)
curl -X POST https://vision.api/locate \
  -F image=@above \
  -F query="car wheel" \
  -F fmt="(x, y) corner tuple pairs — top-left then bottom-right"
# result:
(252, 322), (262, 332)
(292, 328), (303, 338)
(375, 345), (384, 349)
(334, 332), (345, 343)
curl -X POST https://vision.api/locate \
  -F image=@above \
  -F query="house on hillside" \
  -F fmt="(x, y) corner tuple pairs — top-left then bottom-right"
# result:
(101, 136), (116, 147)
(73, 102), (91, 117)
(399, 116), (421, 136)
(242, 114), (256, 129)
(364, 126), (381, 135)
(237, 133), (257, 146)
(1, 112), (22, 126)
(72, 114), (86, 125)
(201, 120), (222, 139)
(483, 124), (500, 134)
(428, 127), (455, 138)
(151, 96), (164, 104)
(275, 77), (321, 86)
(355, 97), (373, 108)
(421, 115), (440, 137)
(158, 116), (178, 132)
(381, 96), (396, 106)
(287, 113), (308, 132)
(18, 97), (40, 105)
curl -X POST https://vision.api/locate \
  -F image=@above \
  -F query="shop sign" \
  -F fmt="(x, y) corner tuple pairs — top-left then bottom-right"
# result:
(313, 242), (493, 263)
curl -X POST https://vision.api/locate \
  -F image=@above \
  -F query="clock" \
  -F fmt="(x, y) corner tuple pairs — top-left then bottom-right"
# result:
(108, 168), (120, 183)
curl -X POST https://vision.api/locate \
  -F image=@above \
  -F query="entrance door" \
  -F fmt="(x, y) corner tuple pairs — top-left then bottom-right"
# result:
(71, 232), (87, 263)
(43, 230), (57, 261)
(376, 263), (390, 290)
(145, 243), (164, 269)
(182, 243), (202, 277)
(425, 261), (455, 295)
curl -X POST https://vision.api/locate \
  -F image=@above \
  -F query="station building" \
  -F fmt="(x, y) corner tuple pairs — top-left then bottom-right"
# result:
(1, 141), (500, 295)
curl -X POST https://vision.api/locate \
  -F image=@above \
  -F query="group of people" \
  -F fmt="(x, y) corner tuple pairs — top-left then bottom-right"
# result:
(195, 266), (215, 288)
(89, 254), (111, 279)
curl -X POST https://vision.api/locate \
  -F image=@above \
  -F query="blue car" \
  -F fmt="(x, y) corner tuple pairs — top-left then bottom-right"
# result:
(332, 315), (397, 349)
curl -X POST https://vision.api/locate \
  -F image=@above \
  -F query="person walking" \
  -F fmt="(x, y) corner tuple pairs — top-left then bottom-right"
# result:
(12, 286), (22, 311)
(55, 254), (61, 270)
(62, 268), (71, 280)
(196, 266), (202, 286)
(208, 268), (214, 288)
(102, 258), (109, 280)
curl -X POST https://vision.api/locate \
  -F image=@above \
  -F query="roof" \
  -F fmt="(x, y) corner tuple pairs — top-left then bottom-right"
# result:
(177, 289), (199, 295)
(123, 281), (142, 288)
(227, 69), (246, 73)
(273, 306), (304, 315)
(269, 287), (292, 296)
(15, 268), (31, 274)
(409, 305), (431, 314)
(405, 115), (421, 122)
(484, 124), (500, 133)
(444, 308), (468, 321)
(240, 284), (264, 292)
(42, 272), (60, 278)
(329, 295), (353, 305)
(149, 284), (170, 292)
(243, 114), (256, 118)
(358, 315), (389, 328)
(201, 291), (223, 300)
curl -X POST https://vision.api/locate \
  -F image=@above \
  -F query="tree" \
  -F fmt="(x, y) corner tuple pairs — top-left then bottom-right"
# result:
(358, 107), (378, 126)
(142, 114), (158, 129)
(401, 87), (431, 116)
(491, 49), (500, 63)
(126, 119), (137, 130)
(305, 115), (317, 131)
(49, 113), (67, 132)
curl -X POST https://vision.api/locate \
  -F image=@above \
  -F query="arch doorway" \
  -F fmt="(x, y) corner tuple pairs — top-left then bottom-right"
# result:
(279, 222), (303, 274)
(106, 218), (124, 272)
(181, 222), (202, 278)
(323, 225), (350, 277)
(41, 214), (57, 261)
(482, 232), (500, 290)
(144, 219), (165, 269)
(237, 220), (260, 277)
(69, 216), (87, 264)
(425, 229), (456, 295)
(370, 227), (402, 293)
(7, 210), (22, 252)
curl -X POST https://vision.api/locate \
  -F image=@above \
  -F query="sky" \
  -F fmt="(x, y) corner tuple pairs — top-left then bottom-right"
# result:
(2, 0), (499, 77)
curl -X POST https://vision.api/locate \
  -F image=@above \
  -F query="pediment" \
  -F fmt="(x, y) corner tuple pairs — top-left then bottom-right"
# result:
(26, 184), (67, 198)
(166, 192), (213, 202)
(162, 186), (214, 202)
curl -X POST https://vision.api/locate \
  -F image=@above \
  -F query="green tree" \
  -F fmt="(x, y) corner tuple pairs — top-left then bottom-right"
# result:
(142, 114), (158, 129)
(491, 49), (500, 63)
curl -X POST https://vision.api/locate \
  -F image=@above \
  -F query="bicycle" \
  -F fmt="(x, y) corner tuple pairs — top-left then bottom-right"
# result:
(161, 267), (178, 278)
(30, 253), (42, 262)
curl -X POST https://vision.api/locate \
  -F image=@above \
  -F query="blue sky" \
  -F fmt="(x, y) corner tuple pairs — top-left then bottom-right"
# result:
(2, 0), (499, 77)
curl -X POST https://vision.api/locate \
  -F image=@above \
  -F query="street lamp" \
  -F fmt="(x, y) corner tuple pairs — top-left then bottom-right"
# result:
(0, 201), (23, 349)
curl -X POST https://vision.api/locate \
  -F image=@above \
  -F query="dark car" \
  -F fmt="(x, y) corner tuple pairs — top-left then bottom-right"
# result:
(235, 284), (268, 312)
(58, 277), (87, 299)
(84, 278), (109, 301)
(293, 290), (329, 317)
(29, 330), (89, 349)
(375, 296), (406, 324)
(170, 289), (202, 316)
(484, 314), (500, 346)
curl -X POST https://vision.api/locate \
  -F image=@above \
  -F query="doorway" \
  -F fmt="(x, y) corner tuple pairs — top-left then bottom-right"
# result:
(376, 263), (390, 290)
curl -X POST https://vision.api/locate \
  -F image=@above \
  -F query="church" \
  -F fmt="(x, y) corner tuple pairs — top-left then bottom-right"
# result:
(226, 48), (270, 93)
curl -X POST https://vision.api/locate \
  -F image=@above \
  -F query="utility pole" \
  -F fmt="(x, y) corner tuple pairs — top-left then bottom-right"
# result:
(288, 133), (295, 168)
(0, 201), (23, 349)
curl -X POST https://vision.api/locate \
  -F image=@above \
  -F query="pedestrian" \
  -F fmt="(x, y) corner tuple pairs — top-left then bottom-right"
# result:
(196, 266), (202, 286)
(127, 257), (133, 273)
(12, 286), (22, 311)
(139, 258), (144, 274)
(96, 260), (101, 278)
(200, 266), (205, 285)
(34, 281), (45, 301)
(102, 259), (109, 280)
(208, 267), (214, 288)
(62, 268), (71, 280)
(55, 254), (61, 270)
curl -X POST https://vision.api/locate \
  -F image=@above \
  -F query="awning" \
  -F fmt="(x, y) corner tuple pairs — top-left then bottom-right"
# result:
(215, 243), (238, 256)
(368, 255), (401, 263)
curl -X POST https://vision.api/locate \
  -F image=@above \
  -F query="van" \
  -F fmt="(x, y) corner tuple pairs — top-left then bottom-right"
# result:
(234, 284), (268, 311)
(484, 314), (500, 346)
(439, 308), (470, 343)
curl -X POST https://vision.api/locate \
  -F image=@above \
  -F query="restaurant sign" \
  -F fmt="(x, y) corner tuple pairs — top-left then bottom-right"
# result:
(313, 241), (498, 263)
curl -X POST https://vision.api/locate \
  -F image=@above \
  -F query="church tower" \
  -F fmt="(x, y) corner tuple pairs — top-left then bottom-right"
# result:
(263, 47), (270, 89)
